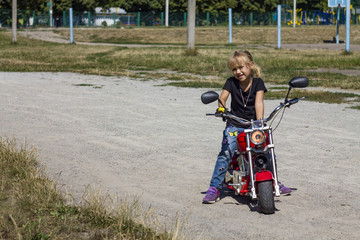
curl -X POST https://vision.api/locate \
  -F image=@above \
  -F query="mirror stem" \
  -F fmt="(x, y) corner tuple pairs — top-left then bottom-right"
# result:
(284, 86), (292, 103)
(218, 99), (226, 108)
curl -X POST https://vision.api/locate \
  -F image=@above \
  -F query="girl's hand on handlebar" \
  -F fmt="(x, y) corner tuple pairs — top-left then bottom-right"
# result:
(215, 108), (227, 122)
(216, 107), (225, 113)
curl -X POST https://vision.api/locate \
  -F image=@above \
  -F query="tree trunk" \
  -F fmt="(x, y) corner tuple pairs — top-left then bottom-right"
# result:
(186, 0), (196, 52)
(12, 0), (17, 43)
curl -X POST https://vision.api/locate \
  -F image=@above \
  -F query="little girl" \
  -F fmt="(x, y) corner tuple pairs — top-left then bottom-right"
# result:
(203, 50), (291, 204)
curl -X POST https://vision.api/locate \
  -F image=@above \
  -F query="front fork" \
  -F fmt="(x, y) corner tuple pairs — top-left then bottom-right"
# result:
(245, 133), (257, 199)
(245, 128), (280, 199)
(268, 128), (280, 197)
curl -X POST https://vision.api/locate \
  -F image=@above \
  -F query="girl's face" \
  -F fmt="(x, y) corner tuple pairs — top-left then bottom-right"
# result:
(232, 61), (253, 82)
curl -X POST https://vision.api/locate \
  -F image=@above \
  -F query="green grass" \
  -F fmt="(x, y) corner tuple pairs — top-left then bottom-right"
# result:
(73, 83), (95, 87)
(1, 31), (359, 91)
(163, 81), (223, 88)
(266, 89), (360, 104)
(1, 30), (359, 106)
(0, 138), (180, 239)
(73, 83), (104, 88)
(350, 105), (360, 110)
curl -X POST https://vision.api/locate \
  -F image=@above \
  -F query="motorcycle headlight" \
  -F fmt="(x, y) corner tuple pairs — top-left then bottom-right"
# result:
(250, 130), (265, 145)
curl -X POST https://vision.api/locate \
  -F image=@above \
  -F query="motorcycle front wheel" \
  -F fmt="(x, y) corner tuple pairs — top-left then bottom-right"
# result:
(258, 180), (275, 214)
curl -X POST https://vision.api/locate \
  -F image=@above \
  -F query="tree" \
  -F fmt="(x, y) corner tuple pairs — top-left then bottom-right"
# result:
(280, 0), (329, 11)
(0, 0), (334, 13)
(197, 0), (237, 14)
(0, 0), (47, 12)
(115, 0), (163, 12)
(235, 0), (279, 13)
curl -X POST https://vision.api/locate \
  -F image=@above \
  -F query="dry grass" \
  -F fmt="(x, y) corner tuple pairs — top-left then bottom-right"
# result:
(0, 138), (184, 239)
(52, 25), (360, 45)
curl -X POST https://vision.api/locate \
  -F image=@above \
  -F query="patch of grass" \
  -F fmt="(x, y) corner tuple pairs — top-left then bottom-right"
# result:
(54, 26), (360, 45)
(184, 48), (198, 56)
(72, 83), (104, 89)
(73, 83), (94, 87)
(305, 72), (360, 89)
(349, 105), (360, 110)
(266, 89), (360, 104)
(163, 81), (223, 88)
(0, 29), (359, 91)
(0, 138), (183, 239)
(268, 86), (289, 90)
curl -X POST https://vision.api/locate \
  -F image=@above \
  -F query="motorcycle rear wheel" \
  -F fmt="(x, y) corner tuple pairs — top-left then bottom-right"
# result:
(258, 180), (275, 214)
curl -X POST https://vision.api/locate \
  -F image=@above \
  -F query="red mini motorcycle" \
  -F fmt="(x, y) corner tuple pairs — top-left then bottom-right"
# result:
(201, 77), (308, 214)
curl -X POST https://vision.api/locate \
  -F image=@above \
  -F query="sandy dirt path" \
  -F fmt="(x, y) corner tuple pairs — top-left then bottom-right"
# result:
(0, 72), (359, 239)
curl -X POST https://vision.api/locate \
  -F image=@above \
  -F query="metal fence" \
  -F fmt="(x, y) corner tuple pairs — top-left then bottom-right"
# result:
(0, 7), (359, 28)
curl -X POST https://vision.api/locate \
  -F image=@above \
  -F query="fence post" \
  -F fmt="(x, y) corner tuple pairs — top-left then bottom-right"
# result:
(264, 13), (266, 25)
(63, 11), (66, 26)
(352, 10), (356, 24)
(277, 5), (281, 49)
(312, 12), (315, 25)
(32, 11), (36, 27)
(69, 8), (73, 44)
(88, 12), (91, 27)
(137, 12), (140, 26)
(206, 12), (210, 26)
(161, 12), (164, 26)
(250, 12), (253, 26)
(184, 12), (187, 26)
(346, 0), (350, 52)
(228, 8), (232, 44)
(337, 6), (340, 43)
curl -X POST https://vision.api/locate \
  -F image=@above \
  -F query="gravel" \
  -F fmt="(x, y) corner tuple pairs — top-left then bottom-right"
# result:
(1, 72), (359, 239)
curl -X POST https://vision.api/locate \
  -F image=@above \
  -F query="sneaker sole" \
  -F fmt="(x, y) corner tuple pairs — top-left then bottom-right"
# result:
(202, 197), (220, 204)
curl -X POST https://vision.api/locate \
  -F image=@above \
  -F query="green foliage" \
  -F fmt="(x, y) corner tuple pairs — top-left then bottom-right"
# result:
(115, 20), (122, 28)
(236, 0), (279, 13)
(0, 0), (332, 14)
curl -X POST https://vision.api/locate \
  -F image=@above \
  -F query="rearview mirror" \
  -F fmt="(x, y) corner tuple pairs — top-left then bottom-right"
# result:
(201, 91), (219, 104)
(289, 77), (309, 88)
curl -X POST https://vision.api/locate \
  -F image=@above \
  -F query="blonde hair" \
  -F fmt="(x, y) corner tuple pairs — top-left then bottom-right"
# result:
(227, 50), (261, 78)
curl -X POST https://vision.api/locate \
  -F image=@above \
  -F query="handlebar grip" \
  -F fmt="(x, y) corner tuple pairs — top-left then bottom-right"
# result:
(286, 96), (306, 107)
(206, 113), (224, 117)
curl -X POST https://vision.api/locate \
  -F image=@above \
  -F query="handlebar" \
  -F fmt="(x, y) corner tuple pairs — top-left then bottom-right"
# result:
(206, 97), (305, 127)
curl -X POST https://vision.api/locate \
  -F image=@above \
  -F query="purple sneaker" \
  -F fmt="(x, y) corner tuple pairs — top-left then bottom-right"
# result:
(278, 182), (291, 194)
(202, 187), (220, 204)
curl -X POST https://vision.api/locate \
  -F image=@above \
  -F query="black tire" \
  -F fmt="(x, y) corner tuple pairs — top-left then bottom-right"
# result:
(258, 180), (275, 214)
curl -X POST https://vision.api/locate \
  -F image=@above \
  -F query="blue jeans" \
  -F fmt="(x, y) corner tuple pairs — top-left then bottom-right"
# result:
(209, 125), (246, 189)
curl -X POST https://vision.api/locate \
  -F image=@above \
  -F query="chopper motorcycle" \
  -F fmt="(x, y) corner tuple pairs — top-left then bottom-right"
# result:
(201, 77), (308, 214)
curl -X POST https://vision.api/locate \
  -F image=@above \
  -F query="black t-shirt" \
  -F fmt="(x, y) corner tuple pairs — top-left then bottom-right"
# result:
(223, 77), (267, 127)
